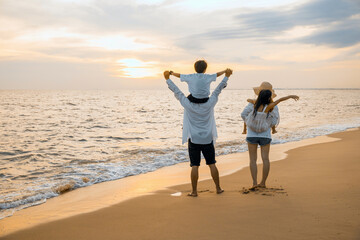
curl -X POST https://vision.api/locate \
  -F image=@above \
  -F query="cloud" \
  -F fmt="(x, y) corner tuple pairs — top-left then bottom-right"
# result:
(299, 18), (360, 47)
(182, 0), (360, 48)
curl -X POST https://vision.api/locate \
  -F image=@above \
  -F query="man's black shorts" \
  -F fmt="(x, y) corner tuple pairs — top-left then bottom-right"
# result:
(188, 139), (216, 167)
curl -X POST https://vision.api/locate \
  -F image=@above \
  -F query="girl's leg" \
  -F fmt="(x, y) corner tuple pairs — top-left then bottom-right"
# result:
(242, 123), (247, 134)
(247, 143), (258, 187)
(259, 144), (271, 187)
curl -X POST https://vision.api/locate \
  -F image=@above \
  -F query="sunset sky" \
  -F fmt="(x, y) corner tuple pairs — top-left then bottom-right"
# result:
(0, 0), (359, 89)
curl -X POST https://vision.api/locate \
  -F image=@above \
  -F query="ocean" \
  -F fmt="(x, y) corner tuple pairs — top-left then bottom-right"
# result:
(0, 88), (359, 219)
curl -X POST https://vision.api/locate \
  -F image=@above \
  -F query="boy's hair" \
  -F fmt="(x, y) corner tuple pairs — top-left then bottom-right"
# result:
(194, 60), (207, 73)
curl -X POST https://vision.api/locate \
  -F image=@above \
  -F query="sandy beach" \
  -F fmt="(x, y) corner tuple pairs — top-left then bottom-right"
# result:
(1, 129), (360, 240)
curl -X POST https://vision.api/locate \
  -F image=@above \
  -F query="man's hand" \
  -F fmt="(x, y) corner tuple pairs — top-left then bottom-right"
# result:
(225, 68), (233, 77)
(163, 71), (170, 80)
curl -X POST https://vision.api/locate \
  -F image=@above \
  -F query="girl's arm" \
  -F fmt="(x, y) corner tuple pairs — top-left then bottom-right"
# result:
(169, 71), (180, 78)
(247, 99), (255, 104)
(265, 95), (299, 112)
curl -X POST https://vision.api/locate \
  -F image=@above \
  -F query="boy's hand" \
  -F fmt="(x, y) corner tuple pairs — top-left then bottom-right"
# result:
(290, 95), (299, 101)
(225, 68), (233, 77)
(163, 71), (170, 80)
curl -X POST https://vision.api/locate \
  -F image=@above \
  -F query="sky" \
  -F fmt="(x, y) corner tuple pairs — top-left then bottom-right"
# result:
(0, 0), (359, 89)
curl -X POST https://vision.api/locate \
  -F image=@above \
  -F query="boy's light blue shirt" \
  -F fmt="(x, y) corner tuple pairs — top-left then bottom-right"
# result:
(180, 73), (217, 99)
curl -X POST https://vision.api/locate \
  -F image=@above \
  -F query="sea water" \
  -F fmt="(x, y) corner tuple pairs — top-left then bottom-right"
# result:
(0, 88), (359, 219)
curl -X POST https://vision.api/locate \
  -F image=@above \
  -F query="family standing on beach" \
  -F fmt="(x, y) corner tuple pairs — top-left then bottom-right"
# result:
(164, 60), (299, 196)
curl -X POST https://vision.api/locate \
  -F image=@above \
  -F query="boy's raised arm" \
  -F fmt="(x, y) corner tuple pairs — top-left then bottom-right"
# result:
(216, 69), (227, 77)
(169, 71), (180, 78)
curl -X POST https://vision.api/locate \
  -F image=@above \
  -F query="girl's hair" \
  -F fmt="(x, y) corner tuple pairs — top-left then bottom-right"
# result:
(253, 90), (272, 117)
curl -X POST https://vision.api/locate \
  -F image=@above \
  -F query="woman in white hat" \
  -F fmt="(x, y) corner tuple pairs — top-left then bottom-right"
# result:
(241, 82), (298, 189)
(242, 82), (278, 134)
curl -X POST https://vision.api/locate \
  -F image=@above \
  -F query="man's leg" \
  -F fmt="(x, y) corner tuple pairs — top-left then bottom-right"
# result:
(208, 164), (224, 194)
(202, 142), (224, 194)
(188, 140), (201, 197)
(190, 166), (199, 196)
(247, 143), (258, 188)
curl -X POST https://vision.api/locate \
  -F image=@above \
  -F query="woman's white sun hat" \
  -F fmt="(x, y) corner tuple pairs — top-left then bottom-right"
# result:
(253, 81), (277, 98)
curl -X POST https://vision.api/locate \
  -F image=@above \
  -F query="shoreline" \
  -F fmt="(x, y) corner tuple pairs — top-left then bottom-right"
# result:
(0, 128), (359, 238)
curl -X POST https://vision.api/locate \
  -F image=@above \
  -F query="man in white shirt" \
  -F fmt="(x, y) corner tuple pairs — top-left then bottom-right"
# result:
(164, 69), (233, 197)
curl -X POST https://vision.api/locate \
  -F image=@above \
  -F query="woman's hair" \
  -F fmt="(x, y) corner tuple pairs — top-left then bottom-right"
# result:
(253, 89), (272, 117)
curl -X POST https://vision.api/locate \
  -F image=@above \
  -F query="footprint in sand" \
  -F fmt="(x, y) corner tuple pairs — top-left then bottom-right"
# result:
(241, 186), (287, 196)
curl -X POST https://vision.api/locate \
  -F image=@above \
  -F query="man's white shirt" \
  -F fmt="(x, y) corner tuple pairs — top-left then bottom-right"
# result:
(166, 76), (228, 145)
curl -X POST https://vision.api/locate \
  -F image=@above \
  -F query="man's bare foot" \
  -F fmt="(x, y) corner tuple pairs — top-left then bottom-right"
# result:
(187, 192), (198, 197)
(257, 184), (266, 188)
(217, 189), (224, 194)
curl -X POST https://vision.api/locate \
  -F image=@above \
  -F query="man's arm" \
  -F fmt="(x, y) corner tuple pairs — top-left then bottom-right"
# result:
(208, 69), (233, 106)
(164, 71), (190, 108)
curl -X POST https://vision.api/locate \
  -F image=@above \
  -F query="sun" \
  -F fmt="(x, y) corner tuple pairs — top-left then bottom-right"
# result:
(115, 58), (159, 78)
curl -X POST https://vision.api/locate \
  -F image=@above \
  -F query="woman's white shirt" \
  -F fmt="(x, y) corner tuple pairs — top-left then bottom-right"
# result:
(241, 103), (280, 139)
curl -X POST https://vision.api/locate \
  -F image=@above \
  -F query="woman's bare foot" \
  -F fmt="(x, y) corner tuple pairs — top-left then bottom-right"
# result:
(257, 184), (266, 188)
(216, 188), (224, 194)
(187, 192), (198, 197)
(249, 185), (257, 191)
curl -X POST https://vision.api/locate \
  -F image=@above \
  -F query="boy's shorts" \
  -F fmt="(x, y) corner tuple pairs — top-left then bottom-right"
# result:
(188, 139), (216, 167)
(246, 137), (272, 146)
(187, 94), (209, 103)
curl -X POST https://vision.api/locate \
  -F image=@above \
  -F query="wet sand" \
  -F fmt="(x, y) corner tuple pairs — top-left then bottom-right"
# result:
(1, 129), (360, 240)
